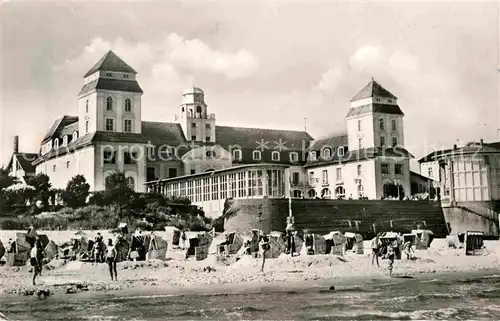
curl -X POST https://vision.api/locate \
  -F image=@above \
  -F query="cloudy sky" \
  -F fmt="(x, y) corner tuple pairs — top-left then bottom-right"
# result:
(1, 0), (499, 169)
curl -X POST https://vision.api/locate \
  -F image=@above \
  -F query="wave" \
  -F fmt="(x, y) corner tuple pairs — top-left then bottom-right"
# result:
(312, 307), (474, 320)
(175, 306), (267, 318)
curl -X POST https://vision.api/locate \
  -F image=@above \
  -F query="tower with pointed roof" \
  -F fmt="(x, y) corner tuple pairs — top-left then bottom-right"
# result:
(346, 79), (405, 151)
(77, 50), (143, 136)
(176, 86), (216, 143)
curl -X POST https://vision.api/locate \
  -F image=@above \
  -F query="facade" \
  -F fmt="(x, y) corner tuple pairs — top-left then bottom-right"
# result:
(10, 51), (426, 217)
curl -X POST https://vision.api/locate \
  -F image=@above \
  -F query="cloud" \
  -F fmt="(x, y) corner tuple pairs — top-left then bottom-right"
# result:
(314, 66), (344, 91)
(349, 45), (384, 70)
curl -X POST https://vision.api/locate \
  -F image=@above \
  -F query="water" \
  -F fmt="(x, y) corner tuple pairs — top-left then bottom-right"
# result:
(1, 272), (500, 320)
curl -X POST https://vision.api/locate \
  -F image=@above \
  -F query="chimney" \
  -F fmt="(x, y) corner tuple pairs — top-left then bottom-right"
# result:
(13, 135), (19, 154)
(480, 139), (484, 145)
(453, 144), (457, 150)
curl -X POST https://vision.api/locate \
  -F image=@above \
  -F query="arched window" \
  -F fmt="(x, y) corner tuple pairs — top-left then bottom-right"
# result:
(53, 139), (59, 149)
(272, 151), (280, 161)
(309, 151), (316, 161)
(233, 149), (242, 160)
(289, 152), (299, 162)
(63, 136), (68, 146)
(321, 188), (331, 199)
(126, 177), (135, 190)
(307, 189), (316, 198)
(196, 106), (202, 116)
(292, 190), (302, 198)
(379, 118), (384, 130)
(335, 186), (345, 197)
(85, 100), (89, 113)
(124, 98), (132, 112)
(337, 146), (345, 157)
(323, 148), (331, 160)
(391, 119), (396, 131)
(73, 131), (78, 140)
(106, 97), (113, 111)
(253, 150), (262, 160)
(206, 150), (216, 158)
(181, 107), (185, 112)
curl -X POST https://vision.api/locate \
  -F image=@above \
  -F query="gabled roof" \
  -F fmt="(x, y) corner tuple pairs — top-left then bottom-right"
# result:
(84, 50), (137, 77)
(346, 103), (404, 118)
(78, 78), (143, 97)
(7, 153), (38, 173)
(215, 125), (313, 150)
(141, 121), (187, 145)
(41, 115), (79, 143)
(350, 79), (397, 102)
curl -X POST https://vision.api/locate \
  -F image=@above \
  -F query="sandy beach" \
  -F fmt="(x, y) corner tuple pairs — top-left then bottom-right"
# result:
(1, 232), (499, 298)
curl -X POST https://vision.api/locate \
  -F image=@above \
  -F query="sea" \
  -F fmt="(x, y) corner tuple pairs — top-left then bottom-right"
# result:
(1, 271), (500, 320)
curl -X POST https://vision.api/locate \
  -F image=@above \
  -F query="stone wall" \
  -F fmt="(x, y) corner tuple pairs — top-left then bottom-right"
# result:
(442, 201), (499, 238)
(224, 198), (449, 238)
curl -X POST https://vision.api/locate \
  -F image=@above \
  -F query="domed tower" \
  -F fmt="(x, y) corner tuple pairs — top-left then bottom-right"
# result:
(176, 86), (216, 143)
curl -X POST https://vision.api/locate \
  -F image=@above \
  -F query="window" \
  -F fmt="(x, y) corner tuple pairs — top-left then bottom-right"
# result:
(272, 151), (280, 161)
(205, 136), (210, 142)
(168, 168), (177, 178)
(309, 171), (315, 185)
(309, 151), (316, 161)
(124, 119), (132, 133)
(105, 118), (114, 131)
(379, 118), (384, 130)
(357, 120), (362, 131)
(191, 135), (196, 141)
(357, 185), (364, 197)
(392, 137), (398, 146)
(123, 74), (129, 79)
(308, 189), (316, 198)
(106, 97), (113, 111)
(52, 165), (56, 172)
(335, 186), (345, 197)
(103, 150), (116, 164)
(395, 164), (403, 175)
(196, 106), (202, 114)
(54, 139), (59, 149)
(206, 150), (216, 158)
(358, 138), (363, 150)
(321, 188), (331, 199)
(85, 121), (89, 134)
(428, 167), (433, 178)
(357, 164), (362, 177)
(63, 136), (68, 146)
(380, 136), (386, 146)
(323, 148), (331, 160)
(233, 149), (242, 160)
(322, 170), (328, 185)
(376, 97), (381, 102)
(73, 132), (78, 141)
(125, 98), (132, 112)
(206, 124), (211, 129)
(147, 167), (156, 182)
(391, 119), (396, 131)
(337, 146), (345, 157)
(191, 169), (196, 175)
(388, 99), (393, 103)
(253, 150), (262, 160)
(126, 177), (135, 190)
(192, 122), (196, 128)
(292, 172), (300, 185)
(66, 161), (70, 169)
(289, 152), (299, 162)
(336, 167), (342, 181)
(105, 72), (112, 77)
(85, 100), (89, 113)
(381, 163), (389, 174)
(124, 152), (137, 164)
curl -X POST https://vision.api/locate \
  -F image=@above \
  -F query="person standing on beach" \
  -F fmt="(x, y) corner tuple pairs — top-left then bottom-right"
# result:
(371, 234), (381, 267)
(106, 239), (118, 281)
(259, 235), (270, 272)
(30, 242), (41, 285)
(386, 242), (396, 277)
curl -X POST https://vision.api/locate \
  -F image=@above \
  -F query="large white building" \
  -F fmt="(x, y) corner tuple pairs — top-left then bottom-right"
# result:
(9, 51), (425, 217)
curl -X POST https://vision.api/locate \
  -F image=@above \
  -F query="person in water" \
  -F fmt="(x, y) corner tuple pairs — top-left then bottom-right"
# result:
(30, 242), (41, 285)
(106, 239), (118, 281)
(371, 234), (382, 267)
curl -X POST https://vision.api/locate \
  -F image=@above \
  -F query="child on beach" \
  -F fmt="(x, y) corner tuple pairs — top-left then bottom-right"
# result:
(371, 234), (382, 267)
(386, 242), (396, 277)
(30, 242), (41, 285)
(259, 236), (270, 272)
(403, 241), (414, 260)
(106, 239), (118, 281)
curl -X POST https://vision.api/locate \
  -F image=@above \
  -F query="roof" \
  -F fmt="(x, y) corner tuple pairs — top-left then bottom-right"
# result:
(215, 125), (313, 150)
(78, 78), (143, 96)
(84, 50), (137, 77)
(418, 149), (451, 163)
(350, 79), (397, 102)
(418, 141), (500, 163)
(141, 121), (187, 145)
(308, 134), (348, 151)
(61, 122), (79, 136)
(346, 103), (404, 118)
(182, 87), (204, 95)
(41, 115), (79, 143)
(6, 153), (38, 173)
(305, 146), (414, 168)
(410, 170), (438, 182)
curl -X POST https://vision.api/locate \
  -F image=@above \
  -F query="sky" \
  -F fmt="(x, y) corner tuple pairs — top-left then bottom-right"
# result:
(1, 0), (499, 171)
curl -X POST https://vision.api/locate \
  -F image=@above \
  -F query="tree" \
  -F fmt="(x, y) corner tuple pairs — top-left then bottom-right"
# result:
(61, 175), (90, 208)
(104, 171), (135, 210)
(0, 167), (18, 190)
(26, 174), (52, 209)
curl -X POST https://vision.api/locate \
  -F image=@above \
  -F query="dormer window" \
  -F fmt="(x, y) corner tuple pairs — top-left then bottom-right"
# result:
(233, 149), (242, 160)
(337, 146), (345, 157)
(123, 74), (129, 79)
(73, 131), (78, 141)
(53, 139), (59, 149)
(124, 98), (132, 112)
(63, 136), (68, 146)
(323, 148), (331, 160)
(106, 97), (113, 111)
(253, 150), (262, 161)
(272, 151), (280, 161)
(309, 151), (317, 161)
(105, 72), (112, 77)
(289, 152), (299, 162)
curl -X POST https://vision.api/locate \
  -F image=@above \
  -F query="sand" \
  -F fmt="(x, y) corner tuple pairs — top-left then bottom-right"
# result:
(1, 234), (499, 297)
